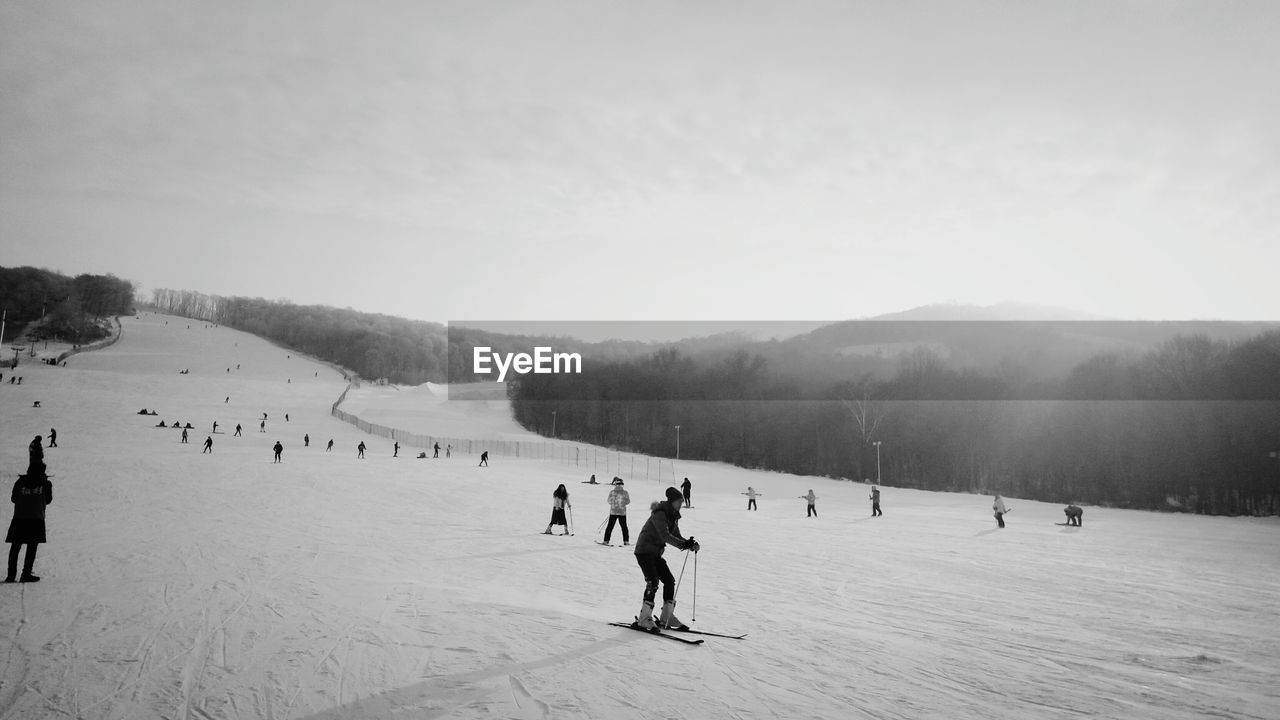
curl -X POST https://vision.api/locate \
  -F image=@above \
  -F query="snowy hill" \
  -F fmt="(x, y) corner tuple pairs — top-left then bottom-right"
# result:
(1, 313), (1277, 719)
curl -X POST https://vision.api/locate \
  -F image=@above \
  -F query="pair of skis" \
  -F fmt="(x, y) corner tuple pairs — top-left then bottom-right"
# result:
(607, 621), (746, 645)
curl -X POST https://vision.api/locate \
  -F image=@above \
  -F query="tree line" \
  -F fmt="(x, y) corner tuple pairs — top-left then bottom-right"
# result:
(149, 289), (451, 384)
(0, 266), (135, 344)
(146, 290), (652, 385)
(140, 289), (1280, 515)
(510, 333), (1280, 516)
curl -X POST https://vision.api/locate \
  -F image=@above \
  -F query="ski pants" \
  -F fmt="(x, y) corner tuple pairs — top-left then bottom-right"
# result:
(636, 553), (676, 605)
(807, 503), (816, 517)
(995, 512), (1005, 528)
(748, 499), (757, 511)
(604, 514), (629, 544)
(7, 542), (37, 579)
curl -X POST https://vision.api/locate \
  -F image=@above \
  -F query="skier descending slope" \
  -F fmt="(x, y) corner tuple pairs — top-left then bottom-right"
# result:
(633, 487), (700, 631)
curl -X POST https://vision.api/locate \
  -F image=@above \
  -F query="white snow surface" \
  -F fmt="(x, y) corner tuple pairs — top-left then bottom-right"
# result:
(1, 313), (1278, 720)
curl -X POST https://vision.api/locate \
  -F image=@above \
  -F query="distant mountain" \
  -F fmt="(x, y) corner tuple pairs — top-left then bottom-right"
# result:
(867, 301), (1110, 321)
(691, 305), (1280, 395)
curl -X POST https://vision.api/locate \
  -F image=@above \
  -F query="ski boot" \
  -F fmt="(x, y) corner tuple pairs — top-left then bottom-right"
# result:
(633, 601), (658, 632)
(659, 601), (689, 631)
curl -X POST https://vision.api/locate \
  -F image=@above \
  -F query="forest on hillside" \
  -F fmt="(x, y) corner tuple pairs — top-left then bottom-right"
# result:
(143, 288), (1280, 515)
(147, 290), (659, 385)
(509, 333), (1280, 516)
(149, 289), (450, 384)
(0, 266), (135, 344)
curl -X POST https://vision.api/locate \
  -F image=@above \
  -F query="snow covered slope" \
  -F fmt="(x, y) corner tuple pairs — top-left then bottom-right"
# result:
(0, 313), (1276, 719)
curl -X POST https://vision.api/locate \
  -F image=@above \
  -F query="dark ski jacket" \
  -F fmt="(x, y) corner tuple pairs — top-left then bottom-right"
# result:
(11, 473), (52, 520)
(633, 500), (690, 558)
(6, 473), (51, 545)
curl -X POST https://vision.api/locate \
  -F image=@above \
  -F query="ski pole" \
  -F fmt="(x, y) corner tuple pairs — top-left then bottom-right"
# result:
(691, 550), (697, 622)
(673, 547), (691, 601)
(568, 505), (574, 536)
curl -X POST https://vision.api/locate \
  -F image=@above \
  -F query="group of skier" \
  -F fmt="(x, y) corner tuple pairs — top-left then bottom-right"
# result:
(549, 476), (1082, 635)
(539, 477), (697, 632)
(159, 412), (493, 468)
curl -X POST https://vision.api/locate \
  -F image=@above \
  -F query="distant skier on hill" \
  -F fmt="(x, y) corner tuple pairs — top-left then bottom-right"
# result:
(234, 424), (242, 437)
(304, 434), (310, 447)
(326, 439), (334, 452)
(742, 486), (760, 511)
(273, 441), (283, 463)
(202, 436), (213, 454)
(800, 489), (817, 517)
(357, 442), (366, 459)
(632, 487), (699, 631)
(993, 493), (1008, 528)
(543, 484), (571, 535)
(479, 451), (488, 467)
(47, 428), (57, 448)
(28, 436), (43, 469)
(870, 485), (882, 517)
(602, 478), (631, 546)
(433, 442), (440, 458)
(394, 442), (399, 458)
(181, 428), (189, 444)
(1063, 505), (1083, 527)
(680, 477), (692, 508)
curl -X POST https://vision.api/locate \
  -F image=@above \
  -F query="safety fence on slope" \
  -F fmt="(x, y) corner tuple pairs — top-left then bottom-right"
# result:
(54, 316), (124, 364)
(329, 385), (682, 484)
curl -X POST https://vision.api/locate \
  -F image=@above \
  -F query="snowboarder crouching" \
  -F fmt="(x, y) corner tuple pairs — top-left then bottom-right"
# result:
(1064, 505), (1083, 526)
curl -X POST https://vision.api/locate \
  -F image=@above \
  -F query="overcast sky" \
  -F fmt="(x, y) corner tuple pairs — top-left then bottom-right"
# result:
(2, 1), (1278, 323)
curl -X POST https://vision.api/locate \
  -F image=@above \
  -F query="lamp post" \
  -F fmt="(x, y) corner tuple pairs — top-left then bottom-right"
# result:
(674, 425), (681, 460)
(1271, 452), (1280, 507)
(551, 411), (557, 437)
(873, 440), (882, 484)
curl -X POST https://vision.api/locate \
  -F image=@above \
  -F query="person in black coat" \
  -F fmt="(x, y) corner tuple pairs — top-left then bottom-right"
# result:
(6, 463), (52, 582)
(28, 435), (43, 469)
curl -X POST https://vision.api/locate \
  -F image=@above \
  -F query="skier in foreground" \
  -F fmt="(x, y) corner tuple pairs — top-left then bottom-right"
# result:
(633, 487), (700, 631)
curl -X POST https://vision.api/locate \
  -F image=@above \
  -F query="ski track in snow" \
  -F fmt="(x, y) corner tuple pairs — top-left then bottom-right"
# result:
(0, 313), (1277, 720)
